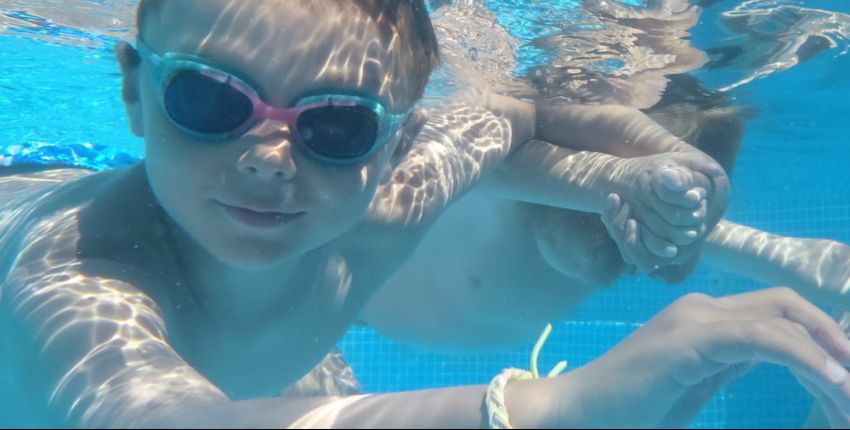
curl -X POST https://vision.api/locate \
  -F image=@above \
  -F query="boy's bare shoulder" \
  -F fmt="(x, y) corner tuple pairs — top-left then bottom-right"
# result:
(0, 164), (193, 426)
(0, 163), (171, 287)
(0, 165), (95, 210)
(0, 165), (97, 266)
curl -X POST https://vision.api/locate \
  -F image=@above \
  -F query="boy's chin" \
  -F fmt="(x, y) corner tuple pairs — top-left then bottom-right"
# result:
(213, 245), (301, 270)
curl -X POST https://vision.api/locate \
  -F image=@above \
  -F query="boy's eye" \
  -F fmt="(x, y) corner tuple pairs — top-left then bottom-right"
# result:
(164, 70), (253, 135)
(297, 105), (379, 160)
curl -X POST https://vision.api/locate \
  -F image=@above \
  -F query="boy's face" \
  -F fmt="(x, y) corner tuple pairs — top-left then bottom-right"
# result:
(120, 0), (423, 268)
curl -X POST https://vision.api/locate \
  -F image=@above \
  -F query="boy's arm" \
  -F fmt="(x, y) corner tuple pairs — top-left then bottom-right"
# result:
(368, 97), (727, 268)
(531, 103), (729, 220)
(482, 138), (729, 269)
(494, 103), (730, 271)
(0, 211), (266, 427)
(8, 261), (849, 428)
(522, 103), (731, 216)
(536, 103), (705, 157)
(367, 93), (536, 227)
(703, 220), (850, 308)
(2, 259), (566, 428)
(3, 258), (226, 428)
(369, 97), (718, 228)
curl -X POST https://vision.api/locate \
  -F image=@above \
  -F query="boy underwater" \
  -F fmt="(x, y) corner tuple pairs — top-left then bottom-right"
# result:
(1, 0), (850, 428)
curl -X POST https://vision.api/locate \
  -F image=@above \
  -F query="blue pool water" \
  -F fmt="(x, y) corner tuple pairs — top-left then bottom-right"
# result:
(1, 0), (849, 427)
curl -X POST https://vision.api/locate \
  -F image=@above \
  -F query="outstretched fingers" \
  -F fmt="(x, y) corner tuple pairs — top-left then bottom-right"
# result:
(715, 288), (850, 366)
(690, 317), (850, 416)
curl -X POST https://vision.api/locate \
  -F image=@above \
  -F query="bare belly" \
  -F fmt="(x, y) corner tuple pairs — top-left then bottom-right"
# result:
(363, 190), (599, 351)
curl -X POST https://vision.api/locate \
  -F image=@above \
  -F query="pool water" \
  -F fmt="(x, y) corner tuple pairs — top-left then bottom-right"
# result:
(1, 0), (849, 427)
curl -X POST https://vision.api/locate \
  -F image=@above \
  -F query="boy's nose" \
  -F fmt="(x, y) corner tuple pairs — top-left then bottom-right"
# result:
(237, 138), (297, 180)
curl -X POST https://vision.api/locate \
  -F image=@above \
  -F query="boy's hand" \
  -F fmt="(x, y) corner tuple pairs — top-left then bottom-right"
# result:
(554, 288), (850, 428)
(601, 151), (730, 273)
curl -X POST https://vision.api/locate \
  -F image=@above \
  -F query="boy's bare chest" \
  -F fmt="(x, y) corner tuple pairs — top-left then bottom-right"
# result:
(160, 251), (377, 399)
(170, 308), (355, 399)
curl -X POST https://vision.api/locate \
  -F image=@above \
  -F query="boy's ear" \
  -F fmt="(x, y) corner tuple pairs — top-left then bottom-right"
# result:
(391, 108), (428, 162)
(114, 42), (145, 137)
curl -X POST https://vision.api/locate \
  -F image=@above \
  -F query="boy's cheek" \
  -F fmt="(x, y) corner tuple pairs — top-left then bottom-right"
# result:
(145, 143), (220, 208)
(145, 126), (227, 170)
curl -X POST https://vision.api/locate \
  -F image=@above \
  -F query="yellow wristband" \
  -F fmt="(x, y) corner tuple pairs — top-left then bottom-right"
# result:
(484, 324), (568, 429)
(486, 368), (533, 429)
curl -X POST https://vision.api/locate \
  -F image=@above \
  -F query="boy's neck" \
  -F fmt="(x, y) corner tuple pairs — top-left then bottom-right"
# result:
(163, 212), (307, 325)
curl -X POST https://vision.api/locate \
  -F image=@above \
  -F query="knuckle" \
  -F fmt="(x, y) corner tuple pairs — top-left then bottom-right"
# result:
(675, 292), (714, 309)
(671, 211), (691, 226)
(772, 286), (801, 301)
(662, 294), (716, 326)
(741, 320), (776, 342)
(644, 236), (664, 252)
(671, 229), (696, 246)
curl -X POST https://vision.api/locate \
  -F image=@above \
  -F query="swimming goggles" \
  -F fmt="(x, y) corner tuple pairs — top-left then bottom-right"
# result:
(136, 39), (411, 164)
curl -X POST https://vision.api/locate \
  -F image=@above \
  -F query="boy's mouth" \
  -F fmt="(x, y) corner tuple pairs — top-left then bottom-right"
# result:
(218, 202), (305, 229)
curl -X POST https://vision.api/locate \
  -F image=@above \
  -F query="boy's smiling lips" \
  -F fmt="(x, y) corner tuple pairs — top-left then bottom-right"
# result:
(215, 200), (306, 229)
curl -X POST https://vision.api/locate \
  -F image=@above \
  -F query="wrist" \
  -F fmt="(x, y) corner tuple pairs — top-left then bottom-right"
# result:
(500, 375), (568, 429)
(533, 101), (554, 142)
(530, 100), (539, 142)
(592, 155), (633, 214)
